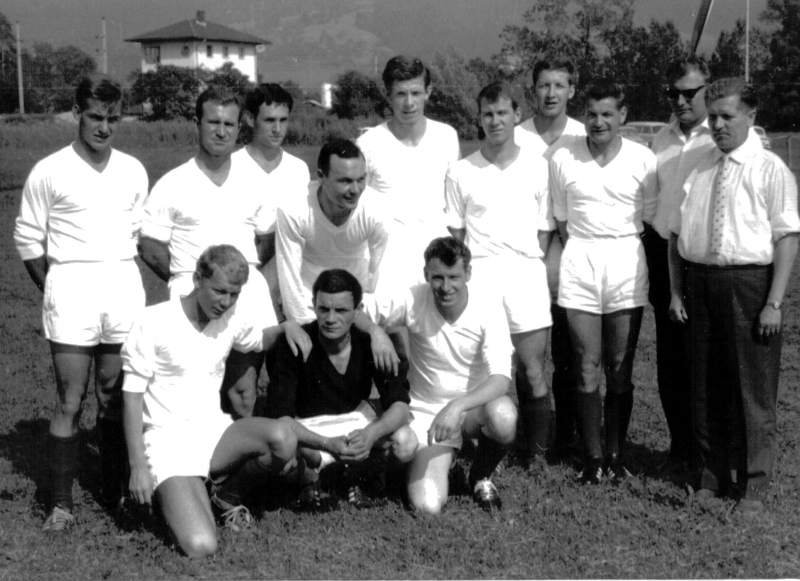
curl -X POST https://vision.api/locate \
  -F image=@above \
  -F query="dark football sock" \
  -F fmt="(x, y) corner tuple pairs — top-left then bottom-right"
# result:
(469, 431), (508, 486)
(46, 432), (80, 511)
(214, 457), (272, 507)
(552, 382), (577, 448)
(520, 396), (551, 458)
(576, 391), (603, 460)
(97, 418), (127, 505)
(604, 390), (634, 458)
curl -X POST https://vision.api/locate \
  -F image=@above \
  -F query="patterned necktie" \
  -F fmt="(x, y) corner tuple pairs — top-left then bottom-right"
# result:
(709, 155), (731, 255)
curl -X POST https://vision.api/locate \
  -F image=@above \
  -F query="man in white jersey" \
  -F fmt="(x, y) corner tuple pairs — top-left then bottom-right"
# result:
(124, 245), (311, 557)
(276, 139), (389, 325)
(234, 83), (311, 317)
(364, 237), (516, 514)
(357, 55), (460, 290)
(515, 60), (585, 458)
(445, 81), (552, 465)
(646, 55), (716, 477)
(14, 75), (148, 530)
(550, 81), (657, 484)
(139, 87), (274, 418)
(668, 79), (799, 515)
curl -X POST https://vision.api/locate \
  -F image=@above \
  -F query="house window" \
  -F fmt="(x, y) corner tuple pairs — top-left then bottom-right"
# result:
(239, 46), (245, 60)
(223, 46), (229, 59)
(144, 45), (160, 65)
(206, 44), (213, 58)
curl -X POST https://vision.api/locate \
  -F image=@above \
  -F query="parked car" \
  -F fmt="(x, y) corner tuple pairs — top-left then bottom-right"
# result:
(625, 121), (668, 148)
(619, 126), (648, 147)
(753, 126), (771, 150)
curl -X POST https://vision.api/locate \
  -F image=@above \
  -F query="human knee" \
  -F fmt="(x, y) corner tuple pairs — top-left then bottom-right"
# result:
(55, 388), (85, 419)
(390, 426), (418, 464)
(179, 531), (218, 558)
(268, 420), (298, 464)
(408, 486), (446, 515)
(484, 396), (518, 445)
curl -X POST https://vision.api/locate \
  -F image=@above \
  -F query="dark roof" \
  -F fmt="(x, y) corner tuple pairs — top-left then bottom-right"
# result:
(125, 19), (269, 45)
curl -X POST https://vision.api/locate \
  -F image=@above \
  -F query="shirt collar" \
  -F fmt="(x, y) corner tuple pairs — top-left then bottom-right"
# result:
(713, 130), (761, 164)
(668, 115), (712, 141)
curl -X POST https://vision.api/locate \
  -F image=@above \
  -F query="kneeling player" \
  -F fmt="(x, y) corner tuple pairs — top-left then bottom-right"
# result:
(123, 245), (310, 557)
(364, 237), (516, 514)
(267, 269), (416, 509)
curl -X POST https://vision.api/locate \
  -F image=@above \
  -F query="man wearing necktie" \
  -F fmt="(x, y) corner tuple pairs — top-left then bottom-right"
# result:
(668, 78), (799, 515)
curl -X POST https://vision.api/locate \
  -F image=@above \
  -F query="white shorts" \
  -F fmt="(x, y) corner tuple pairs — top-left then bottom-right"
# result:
(297, 406), (376, 469)
(408, 398), (464, 451)
(143, 414), (234, 489)
(169, 265), (275, 331)
(558, 236), (649, 314)
(43, 260), (145, 346)
(471, 256), (552, 333)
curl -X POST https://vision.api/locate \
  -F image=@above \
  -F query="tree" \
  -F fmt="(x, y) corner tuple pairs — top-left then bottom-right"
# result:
(22, 42), (96, 113)
(130, 65), (202, 121)
(330, 70), (385, 119)
(758, 0), (800, 129)
(427, 47), (482, 140)
(205, 61), (254, 96)
(0, 11), (18, 113)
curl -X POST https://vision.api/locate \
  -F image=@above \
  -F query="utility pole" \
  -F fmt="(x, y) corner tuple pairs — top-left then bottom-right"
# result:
(745, 0), (750, 83)
(16, 21), (24, 115)
(101, 17), (108, 74)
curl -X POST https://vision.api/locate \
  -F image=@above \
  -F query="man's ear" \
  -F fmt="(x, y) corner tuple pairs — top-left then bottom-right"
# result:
(316, 168), (324, 179)
(72, 104), (81, 122)
(619, 106), (628, 126)
(465, 264), (472, 283)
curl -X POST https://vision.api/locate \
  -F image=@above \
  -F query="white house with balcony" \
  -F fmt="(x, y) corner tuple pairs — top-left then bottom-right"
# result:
(125, 11), (270, 81)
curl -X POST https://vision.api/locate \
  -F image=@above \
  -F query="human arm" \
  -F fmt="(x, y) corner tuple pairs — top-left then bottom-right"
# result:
(353, 309), (400, 376)
(428, 374), (510, 446)
(758, 233), (799, 337)
(279, 416), (350, 459)
(137, 236), (171, 283)
(122, 377), (153, 507)
(275, 206), (315, 323)
(261, 321), (312, 362)
(443, 165), (467, 243)
(667, 233), (688, 323)
(343, 401), (410, 462)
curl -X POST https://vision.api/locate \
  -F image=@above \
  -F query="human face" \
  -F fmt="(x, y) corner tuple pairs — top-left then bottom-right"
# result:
(707, 94), (756, 154)
(666, 69), (708, 130)
(73, 98), (121, 155)
(196, 101), (240, 157)
(253, 102), (290, 150)
(314, 290), (357, 341)
(534, 69), (575, 119)
(480, 97), (521, 147)
(424, 258), (471, 316)
(193, 265), (243, 320)
(585, 97), (626, 148)
(318, 155), (367, 215)
(388, 75), (431, 127)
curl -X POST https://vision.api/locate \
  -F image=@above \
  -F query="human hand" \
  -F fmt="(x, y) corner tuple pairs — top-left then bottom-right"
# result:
(370, 327), (399, 376)
(668, 294), (688, 324)
(283, 321), (312, 361)
(758, 305), (782, 338)
(428, 402), (465, 446)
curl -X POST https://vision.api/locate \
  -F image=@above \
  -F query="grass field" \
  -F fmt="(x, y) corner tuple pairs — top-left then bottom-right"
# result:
(1, 137), (800, 579)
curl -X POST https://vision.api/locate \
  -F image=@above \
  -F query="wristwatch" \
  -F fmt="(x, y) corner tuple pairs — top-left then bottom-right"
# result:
(767, 301), (782, 311)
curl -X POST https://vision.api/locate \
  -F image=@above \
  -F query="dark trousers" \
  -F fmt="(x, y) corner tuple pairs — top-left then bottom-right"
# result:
(685, 262), (781, 500)
(642, 232), (693, 461)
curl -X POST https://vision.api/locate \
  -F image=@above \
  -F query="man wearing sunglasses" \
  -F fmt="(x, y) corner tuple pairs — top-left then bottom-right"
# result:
(645, 55), (716, 480)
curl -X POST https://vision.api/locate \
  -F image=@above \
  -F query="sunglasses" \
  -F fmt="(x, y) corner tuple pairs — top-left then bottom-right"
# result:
(665, 85), (706, 100)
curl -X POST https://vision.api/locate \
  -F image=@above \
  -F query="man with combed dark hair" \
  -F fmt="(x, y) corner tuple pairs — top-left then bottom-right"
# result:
(276, 139), (389, 328)
(357, 55), (460, 291)
(668, 78), (799, 515)
(646, 54), (716, 477)
(267, 268), (416, 509)
(139, 87), (275, 419)
(14, 74), (148, 530)
(515, 58), (586, 459)
(550, 81), (657, 485)
(236, 83), (310, 316)
(445, 81), (552, 466)
(123, 244), (311, 557)
(362, 237), (516, 514)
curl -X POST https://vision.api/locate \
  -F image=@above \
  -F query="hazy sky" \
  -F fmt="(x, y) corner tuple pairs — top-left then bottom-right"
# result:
(3, 0), (767, 88)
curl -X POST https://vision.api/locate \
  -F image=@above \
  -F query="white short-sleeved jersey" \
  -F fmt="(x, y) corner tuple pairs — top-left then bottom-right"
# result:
(444, 147), (550, 259)
(122, 298), (264, 430)
(357, 119), (460, 230)
(231, 147), (310, 233)
(14, 145), (148, 264)
(365, 284), (513, 405)
(276, 184), (389, 323)
(140, 156), (273, 275)
(550, 136), (658, 240)
(515, 116), (586, 161)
